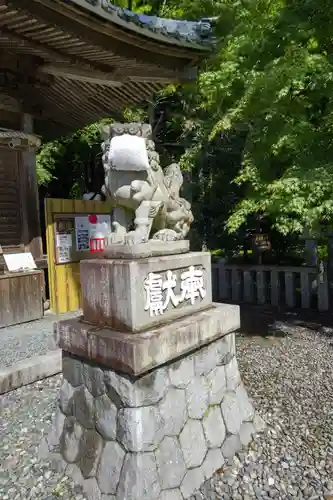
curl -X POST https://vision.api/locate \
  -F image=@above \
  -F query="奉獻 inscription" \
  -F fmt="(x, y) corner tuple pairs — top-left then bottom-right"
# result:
(144, 266), (206, 316)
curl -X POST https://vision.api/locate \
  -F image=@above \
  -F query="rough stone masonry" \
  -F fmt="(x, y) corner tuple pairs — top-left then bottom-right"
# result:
(40, 332), (264, 500)
(40, 123), (264, 499)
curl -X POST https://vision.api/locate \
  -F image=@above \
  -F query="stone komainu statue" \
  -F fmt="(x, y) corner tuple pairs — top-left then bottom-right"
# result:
(100, 122), (193, 245)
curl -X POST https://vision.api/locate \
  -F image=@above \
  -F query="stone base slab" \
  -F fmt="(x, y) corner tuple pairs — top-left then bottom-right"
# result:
(54, 303), (240, 376)
(103, 240), (189, 259)
(41, 333), (265, 500)
(0, 350), (61, 395)
(80, 251), (212, 333)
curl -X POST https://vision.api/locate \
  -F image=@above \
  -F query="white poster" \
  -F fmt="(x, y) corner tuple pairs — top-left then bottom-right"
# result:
(58, 246), (71, 264)
(56, 233), (72, 249)
(75, 216), (90, 252)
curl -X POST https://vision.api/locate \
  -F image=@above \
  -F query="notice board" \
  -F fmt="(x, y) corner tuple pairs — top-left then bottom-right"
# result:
(45, 198), (114, 313)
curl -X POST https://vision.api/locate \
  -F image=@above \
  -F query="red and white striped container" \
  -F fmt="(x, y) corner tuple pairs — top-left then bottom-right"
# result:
(88, 214), (106, 253)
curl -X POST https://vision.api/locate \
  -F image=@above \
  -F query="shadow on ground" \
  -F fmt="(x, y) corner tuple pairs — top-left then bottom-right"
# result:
(233, 303), (333, 338)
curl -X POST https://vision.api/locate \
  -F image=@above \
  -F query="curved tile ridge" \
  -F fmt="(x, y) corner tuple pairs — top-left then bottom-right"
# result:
(82, 0), (215, 47)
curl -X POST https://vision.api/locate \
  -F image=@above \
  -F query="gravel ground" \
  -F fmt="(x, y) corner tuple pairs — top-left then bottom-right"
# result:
(198, 326), (333, 500)
(1, 322), (333, 499)
(0, 310), (81, 369)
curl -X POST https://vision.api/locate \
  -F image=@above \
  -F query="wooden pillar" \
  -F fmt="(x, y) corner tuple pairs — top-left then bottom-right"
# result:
(243, 270), (254, 303)
(20, 114), (43, 258)
(300, 271), (310, 309)
(326, 234), (333, 308)
(304, 238), (318, 266)
(285, 271), (295, 308)
(256, 270), (266, 304)
(218, 260), (229, 301)
(270, 270), (279, 306)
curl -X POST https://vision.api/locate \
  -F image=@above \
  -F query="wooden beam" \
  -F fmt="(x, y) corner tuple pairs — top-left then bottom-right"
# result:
(40, 64), (192, 86)
(128, 75), (179, 84)
(39, 64), (123, 87)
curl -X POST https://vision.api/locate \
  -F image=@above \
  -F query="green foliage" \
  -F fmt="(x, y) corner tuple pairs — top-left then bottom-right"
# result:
(123, 106), (148, 123)
(36, 141), (63, 186)
(183, 0), (333, 237)
(37, 118), (113, 197)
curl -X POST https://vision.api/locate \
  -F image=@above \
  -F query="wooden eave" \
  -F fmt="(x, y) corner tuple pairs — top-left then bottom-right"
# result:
(0, 128), (41, 149)
(0, 0), (212, 139)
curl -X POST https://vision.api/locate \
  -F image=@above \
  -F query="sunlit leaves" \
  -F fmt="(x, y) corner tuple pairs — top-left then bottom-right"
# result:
(184, 0), (333, 236)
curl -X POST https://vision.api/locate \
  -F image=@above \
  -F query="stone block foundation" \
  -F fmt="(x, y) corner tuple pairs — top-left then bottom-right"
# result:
(41, 333), (264, 500)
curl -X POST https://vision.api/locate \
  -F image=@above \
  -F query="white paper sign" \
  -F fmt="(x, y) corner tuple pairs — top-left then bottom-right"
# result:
(56, 233), (72, 248)
(75, 216), (90, 252)
(4, 252), (37, 272)
(58, 246), (71, 264)
(109, 134), (150, 171)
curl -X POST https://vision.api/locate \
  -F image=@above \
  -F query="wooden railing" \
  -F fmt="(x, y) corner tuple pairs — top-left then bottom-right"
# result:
(212, 262), (329, 311)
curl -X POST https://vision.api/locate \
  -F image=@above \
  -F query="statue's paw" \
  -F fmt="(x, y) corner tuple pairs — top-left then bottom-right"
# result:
(112, 221), (124, 232)
(124, 231), (147, 245)
(106, 232), (125, 245)
(153, 229), (178, 242)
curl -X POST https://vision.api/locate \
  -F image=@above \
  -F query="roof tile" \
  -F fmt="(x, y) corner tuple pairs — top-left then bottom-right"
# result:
(96, 0), (215, 46)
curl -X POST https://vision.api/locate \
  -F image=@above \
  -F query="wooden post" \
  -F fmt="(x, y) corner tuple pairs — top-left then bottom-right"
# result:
(270, 270), (279, 306)
(302, 228), (318, 266)
(218, 260), (228, 301)
(256, 270), (266, 304)
(243, 270), (253, 303)
(20, 113), (43, 258)
(231, 268), (241, 302)
(326, 234), (333, 308)
(211, 264), (219, 301)
(318, 263), (329, 311)
(300, 270), (310, 309)
(285, 271), (295, 308)
(304, 238), (318, 266)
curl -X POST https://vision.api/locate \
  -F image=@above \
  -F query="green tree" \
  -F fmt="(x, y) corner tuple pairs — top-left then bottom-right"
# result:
(37, 119), (112, 196)
(184, 0), (333, 237)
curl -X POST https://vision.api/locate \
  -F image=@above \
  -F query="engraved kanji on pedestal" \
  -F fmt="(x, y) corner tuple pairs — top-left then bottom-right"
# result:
(144, 266), (206, 317)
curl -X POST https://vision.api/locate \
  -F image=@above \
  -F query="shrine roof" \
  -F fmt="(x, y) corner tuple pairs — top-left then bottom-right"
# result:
(0, 0), (215, 139)
(72, 0), (215, 48)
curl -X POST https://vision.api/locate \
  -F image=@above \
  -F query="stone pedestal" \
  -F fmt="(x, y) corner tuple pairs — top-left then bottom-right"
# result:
(80, 251), (212, 332)
(42, 250), (264, 499)
(41, 331), (264, 500)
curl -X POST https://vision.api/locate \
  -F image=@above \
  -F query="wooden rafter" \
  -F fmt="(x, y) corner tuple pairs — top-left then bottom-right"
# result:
(0, 23), (115, 73)
(1, 86), (74, 129)
(7, 0), (198, 71)
(0, 0), (208, 137)
(39, 64), (123, 87)
(0, 22), (191, 83)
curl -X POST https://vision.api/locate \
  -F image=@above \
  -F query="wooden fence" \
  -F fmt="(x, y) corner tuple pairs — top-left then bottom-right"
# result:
(212, 262), (329, 311)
